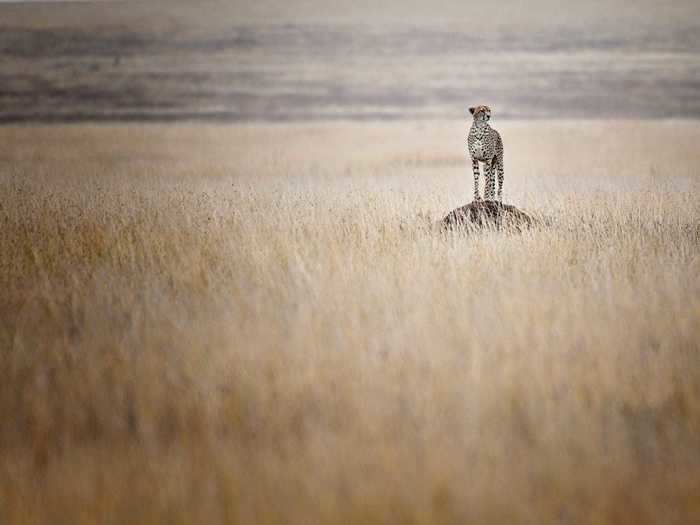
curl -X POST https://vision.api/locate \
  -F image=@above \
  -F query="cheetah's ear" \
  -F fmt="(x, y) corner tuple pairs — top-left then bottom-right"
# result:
(468, 107), (476, 115)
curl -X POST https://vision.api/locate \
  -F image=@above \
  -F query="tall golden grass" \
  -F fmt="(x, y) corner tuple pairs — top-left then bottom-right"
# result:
(1, 121), (699, 524)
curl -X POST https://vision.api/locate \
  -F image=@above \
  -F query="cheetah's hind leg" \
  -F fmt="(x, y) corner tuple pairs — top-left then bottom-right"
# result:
(496, 157), (504, 202)
(484, 160), (496, 201)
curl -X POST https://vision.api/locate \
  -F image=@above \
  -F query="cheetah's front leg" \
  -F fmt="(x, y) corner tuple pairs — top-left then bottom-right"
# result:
(472, 158), (481, 201)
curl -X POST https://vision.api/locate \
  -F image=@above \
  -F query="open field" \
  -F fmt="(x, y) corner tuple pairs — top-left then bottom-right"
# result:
(1, 121), (700, 524)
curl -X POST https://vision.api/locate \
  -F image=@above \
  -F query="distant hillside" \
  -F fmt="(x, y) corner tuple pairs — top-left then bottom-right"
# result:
(1, 1), (699, 122)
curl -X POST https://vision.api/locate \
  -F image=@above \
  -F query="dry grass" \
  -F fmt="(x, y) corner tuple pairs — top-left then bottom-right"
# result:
(1, 121), (699, 524)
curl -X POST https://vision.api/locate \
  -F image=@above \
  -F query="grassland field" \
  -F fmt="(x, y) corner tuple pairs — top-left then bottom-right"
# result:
(1, 120), (699, 524)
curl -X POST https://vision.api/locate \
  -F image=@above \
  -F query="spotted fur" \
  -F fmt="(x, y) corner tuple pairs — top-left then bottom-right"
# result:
(467, 105), (504, 202)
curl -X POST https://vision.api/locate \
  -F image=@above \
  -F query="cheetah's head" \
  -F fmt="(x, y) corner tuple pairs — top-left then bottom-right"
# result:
(469, 105), (491, 122)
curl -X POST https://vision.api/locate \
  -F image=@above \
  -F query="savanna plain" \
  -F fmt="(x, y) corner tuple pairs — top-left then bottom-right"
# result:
(1, 120), (699, 524)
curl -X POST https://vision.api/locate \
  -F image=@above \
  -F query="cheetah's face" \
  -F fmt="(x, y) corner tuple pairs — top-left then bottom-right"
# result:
(469, 105), (491, 122)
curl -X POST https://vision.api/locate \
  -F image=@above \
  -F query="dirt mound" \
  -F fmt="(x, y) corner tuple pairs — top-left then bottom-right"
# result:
(440, 200), (535, 231)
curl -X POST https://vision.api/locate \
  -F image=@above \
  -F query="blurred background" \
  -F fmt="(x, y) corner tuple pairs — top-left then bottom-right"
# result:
(2, 4), (700, 523)
(1, 0), (699, 123)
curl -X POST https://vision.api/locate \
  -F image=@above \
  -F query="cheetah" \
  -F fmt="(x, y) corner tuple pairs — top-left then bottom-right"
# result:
(467, 105), (504, 202)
